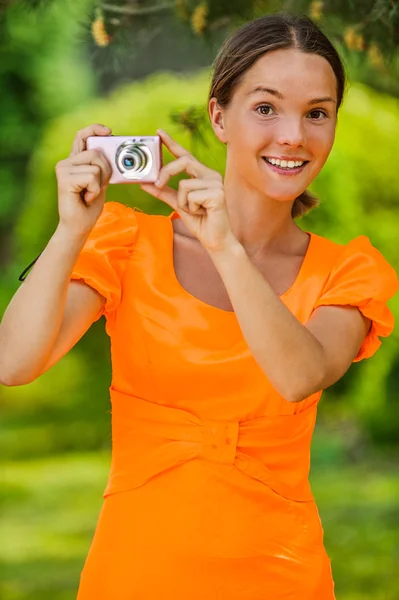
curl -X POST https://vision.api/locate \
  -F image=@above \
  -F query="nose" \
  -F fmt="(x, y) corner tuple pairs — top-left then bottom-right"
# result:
(275, 117), (306, 148)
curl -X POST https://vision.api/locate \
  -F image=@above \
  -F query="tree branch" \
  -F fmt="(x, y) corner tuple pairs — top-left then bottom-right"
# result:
(100, 2), (176, 17)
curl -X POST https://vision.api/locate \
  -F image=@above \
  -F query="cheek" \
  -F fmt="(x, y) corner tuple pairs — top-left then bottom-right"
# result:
(230, 122), (257, 146)
(227, 128), (259, 169)
(311, 123), (336, 158)
(226, 109), (266, 147)
(228, 121), (273, 165)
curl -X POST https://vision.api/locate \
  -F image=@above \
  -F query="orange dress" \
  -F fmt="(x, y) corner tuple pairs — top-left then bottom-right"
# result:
(71, 201), (398, 600)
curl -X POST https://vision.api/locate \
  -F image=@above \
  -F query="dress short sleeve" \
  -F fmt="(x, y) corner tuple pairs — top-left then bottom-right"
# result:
(70, 201), (139, 320)
(313, 236), (398, 362)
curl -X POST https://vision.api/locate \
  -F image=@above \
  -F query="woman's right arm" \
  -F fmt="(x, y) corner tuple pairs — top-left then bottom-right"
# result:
(0, 226), (105, 386)
(0, 124), (113, 386)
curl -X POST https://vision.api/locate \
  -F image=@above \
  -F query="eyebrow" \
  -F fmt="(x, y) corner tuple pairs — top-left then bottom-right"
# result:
(247, 86), (336, 105)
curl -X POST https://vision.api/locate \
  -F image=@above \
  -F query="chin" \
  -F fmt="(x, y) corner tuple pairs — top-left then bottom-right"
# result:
(260, 185), (306, 203)
(257, 158), (317, 196)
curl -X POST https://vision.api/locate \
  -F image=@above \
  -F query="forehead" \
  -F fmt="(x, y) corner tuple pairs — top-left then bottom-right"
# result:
(237, 48), (337, 100)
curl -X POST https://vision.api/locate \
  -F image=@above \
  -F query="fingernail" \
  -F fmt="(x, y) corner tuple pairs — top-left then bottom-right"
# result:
(155, 179), (161, 187)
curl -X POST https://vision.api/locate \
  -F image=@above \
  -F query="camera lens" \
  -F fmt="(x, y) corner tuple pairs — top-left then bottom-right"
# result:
(123, 156), (135, 169)
(115, 141), (153, 180)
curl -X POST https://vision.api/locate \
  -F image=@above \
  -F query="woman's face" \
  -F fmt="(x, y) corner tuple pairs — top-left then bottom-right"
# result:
(210, 48), (338, 203)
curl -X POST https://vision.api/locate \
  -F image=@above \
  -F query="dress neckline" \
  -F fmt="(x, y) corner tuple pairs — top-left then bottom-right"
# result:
(167, 211), (316, 316)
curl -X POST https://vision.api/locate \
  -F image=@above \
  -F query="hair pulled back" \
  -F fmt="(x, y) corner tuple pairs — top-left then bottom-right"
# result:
(209, 13), (346, 219)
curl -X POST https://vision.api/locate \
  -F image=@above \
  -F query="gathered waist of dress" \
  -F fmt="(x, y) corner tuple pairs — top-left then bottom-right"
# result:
(103, 388), (318, 502)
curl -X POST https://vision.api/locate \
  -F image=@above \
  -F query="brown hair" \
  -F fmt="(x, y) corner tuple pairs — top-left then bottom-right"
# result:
(209, 13), (346, 219)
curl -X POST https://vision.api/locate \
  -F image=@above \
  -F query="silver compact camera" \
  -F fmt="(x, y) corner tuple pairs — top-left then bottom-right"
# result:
(86, 135), (162, 184)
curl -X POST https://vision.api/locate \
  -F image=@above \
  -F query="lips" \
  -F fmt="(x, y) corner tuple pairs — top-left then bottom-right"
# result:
(262, 157), (309, 176)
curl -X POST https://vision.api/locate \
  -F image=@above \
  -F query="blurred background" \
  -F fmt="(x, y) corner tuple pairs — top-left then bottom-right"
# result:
(0, 0), (398, 598)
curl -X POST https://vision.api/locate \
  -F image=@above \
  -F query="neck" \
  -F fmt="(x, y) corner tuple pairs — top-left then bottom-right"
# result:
(223, 170), (301, 260)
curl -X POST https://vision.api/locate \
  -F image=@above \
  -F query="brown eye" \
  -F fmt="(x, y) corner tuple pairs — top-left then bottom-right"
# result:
(309, 109), (327, 120)
(256, 104), (274, 116)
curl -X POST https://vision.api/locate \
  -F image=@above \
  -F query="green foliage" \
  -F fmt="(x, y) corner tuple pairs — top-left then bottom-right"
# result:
(0, 0), (97, 269)
(92, 1), (399, 78)
(92, 0), (399, 55)
(1, 453), (108, 599)
(0, 318), (113, 461)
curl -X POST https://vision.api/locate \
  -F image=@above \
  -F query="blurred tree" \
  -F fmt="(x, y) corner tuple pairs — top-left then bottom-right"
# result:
(0, 0), (96, 269)
(95, 0), (398, 52)
(92, 1), (399, 72)
(16, 0), (399, 95)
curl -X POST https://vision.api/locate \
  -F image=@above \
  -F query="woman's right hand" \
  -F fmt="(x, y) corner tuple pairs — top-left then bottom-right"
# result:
(55, 124), (113, 237)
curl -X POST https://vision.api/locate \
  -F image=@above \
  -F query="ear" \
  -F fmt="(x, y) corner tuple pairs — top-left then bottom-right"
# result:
(208, 97), (228, 144)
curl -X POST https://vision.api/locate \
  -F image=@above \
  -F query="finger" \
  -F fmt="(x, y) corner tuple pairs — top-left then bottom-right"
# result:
(178, 178), (222, 192)
(157, 130), (222, 183)
(186, 188), (213, 209)
(56, 161), (108, 192)
(157, 129), (191, 160)
(69, 150), (112, 182)
(140, 183), (178, 211)
(69, 172), (101, 203)
(177, 179), (207, 213)
(180, 188), (207, 215)
(183, 184), (224, 214)
(156, 156), (210, 189)
(67, 164), (104, 187)
(70, 124), (112, 157)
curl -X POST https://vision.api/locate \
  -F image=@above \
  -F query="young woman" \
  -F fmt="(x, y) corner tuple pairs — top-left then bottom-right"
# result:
(2, 13), (398, 600)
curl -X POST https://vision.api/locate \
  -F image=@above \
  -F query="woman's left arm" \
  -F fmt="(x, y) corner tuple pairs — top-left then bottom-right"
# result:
(207, 244), (370, 402)
(142, 129), (370, 403)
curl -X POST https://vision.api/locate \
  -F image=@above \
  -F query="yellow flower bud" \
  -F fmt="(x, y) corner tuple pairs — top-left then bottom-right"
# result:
(176, 0), (190, 21)
(309, 1), (323, 21)
(191, 2), (208, 36)
(92, 14), (111, 47)
(368, 43), (384, 69)
(343, 27), (357, 50)
(355, 33), (365, 52)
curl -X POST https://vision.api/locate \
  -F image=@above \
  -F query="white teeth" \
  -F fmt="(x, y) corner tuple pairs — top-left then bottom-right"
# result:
(265, 157), (305, 169)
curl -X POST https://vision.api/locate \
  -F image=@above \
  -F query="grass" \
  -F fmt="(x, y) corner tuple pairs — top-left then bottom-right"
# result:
(1, 450), (398, 599)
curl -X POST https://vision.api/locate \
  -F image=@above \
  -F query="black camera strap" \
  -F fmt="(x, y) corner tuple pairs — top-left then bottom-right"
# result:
(18, 253), (43, 282)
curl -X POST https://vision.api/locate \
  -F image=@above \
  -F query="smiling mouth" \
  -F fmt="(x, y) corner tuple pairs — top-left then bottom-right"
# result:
(262, 157), (309, 173)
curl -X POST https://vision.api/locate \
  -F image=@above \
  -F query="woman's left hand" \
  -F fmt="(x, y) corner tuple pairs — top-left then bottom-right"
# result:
(140, 129), (238, 254)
